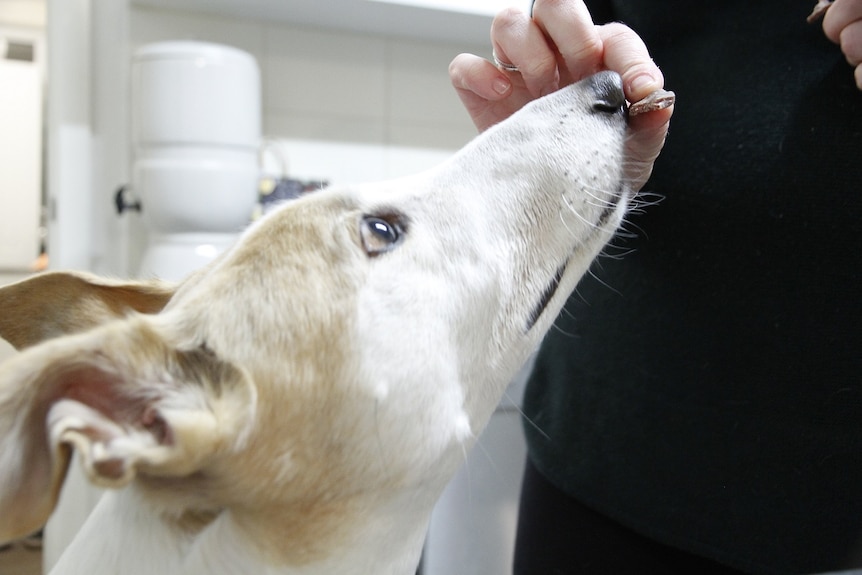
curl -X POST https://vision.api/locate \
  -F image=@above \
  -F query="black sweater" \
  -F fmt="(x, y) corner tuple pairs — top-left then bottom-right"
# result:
(522, 1), (862, 573)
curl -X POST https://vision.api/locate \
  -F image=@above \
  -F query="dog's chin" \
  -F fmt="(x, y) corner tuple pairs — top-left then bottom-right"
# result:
(525, 188), (629, 332)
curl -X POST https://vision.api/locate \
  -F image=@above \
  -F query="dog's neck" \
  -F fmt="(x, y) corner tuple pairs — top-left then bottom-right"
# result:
(51, 484), (436, 574)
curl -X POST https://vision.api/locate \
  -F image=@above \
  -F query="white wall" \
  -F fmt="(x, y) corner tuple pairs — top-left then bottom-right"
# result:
(0, 57), (41, 269)
(45, 0), (94, 272)
(0, 1), (45, 28)
(0, 11), (45, 272)
(130, 5), (480, 154)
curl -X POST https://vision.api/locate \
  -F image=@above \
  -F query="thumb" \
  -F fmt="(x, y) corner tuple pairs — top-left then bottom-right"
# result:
(626, 107), (673, 191)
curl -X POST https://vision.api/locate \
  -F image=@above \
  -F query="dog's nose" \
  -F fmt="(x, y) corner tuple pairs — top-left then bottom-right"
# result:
(589, 71), (626, 115)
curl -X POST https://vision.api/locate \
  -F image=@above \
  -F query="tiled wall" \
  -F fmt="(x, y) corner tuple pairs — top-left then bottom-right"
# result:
(130, 5), (484, 183)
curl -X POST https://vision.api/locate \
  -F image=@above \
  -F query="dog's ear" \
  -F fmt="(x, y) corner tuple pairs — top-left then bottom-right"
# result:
(0, 318), (255, 544)
(0, 271), (175, 350)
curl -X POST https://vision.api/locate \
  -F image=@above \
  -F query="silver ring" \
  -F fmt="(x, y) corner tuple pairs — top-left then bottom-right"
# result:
(492, 49), (519, 72)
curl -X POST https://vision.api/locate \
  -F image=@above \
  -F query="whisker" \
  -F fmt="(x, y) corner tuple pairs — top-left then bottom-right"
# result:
(619, 219), (648, 239)
(470, 436), (501, 473)
(598, 247), (638, 260)
(579, 184), (619, 207)
(585, 265), (622, 297)
(510, 403), (551, 441)
(548, 321), (577, 338)
(562, 193), (602, 231)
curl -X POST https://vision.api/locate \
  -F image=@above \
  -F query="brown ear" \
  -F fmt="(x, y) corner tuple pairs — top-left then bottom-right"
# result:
(0, 317), (255, 544)
(0, 271), (175, 350)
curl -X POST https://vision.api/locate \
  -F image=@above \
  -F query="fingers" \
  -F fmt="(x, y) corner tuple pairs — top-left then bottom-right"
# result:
(822, 0), (862, 45)
(593, 19), (671, 190)
(449, 53), (510, 132)
(449, 52), (512, 101)
(593, 22), (671, 190)
(625, 110), (673, 188)
(449, 52), (530, 132)
(844, 21), (862, 90)
(489, 0), (608, 97)
(491, 2), (666, 103)
(823, 0), (862, 90)
(530, 0), (603, 83)
(491, 7), (560, 97)
(450, 0), (675, 136)
(597, 23), (665, 103)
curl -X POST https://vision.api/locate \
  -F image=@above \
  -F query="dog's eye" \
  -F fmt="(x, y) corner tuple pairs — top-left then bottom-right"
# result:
(360, 215), (404, 256)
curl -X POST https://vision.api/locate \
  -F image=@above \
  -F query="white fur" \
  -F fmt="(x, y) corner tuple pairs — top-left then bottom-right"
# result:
(0, 72), (631, 574)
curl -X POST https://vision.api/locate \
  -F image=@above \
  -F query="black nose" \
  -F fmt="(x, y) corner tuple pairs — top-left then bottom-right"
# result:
(589, 71), (626, 115)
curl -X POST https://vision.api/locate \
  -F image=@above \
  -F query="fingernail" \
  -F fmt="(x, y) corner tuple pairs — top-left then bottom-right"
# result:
(493, 77), (512, 95)
(629, 73), (659, 96)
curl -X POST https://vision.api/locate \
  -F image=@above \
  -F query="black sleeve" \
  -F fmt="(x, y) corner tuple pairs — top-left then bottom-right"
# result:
(583, 0), (616, 24)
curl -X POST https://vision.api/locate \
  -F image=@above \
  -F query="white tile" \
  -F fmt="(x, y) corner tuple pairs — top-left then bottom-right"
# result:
(387, 38), (476, 130)
(130, 5), (265, 64)
(263, 139), (388, 185)
(264, 24), (386, 120)
(383, 145), (456, 179)
(264, 111), (386, 145)
(388, 120), (476, 150)
(0, 61), (41, 270)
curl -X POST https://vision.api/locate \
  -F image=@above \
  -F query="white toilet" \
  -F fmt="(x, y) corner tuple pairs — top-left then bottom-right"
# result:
(131, 41), (261, 281)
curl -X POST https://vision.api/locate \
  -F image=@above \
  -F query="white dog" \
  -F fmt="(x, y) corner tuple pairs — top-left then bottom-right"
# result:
(0, 71), (639, 574)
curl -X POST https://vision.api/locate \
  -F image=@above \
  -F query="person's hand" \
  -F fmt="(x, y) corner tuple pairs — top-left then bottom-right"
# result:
(449, 0), (673, 191)
(822, 0), (862, 90)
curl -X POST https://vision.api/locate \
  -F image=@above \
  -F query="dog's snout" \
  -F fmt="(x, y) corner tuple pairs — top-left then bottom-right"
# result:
(589, 71), (626, 115)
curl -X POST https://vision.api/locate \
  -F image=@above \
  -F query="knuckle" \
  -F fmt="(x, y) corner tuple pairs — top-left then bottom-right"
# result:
(570, 34), (604, 60)
(599, 21), (645, 53)
(840, 22), (862, 65)
(533, 0), (567, 11)
(622, 62), (663, 84)
(521, 51), (559, 78)
(492, 7), (527, 36)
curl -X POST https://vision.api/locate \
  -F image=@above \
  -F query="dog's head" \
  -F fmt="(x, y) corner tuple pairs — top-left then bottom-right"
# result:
(0, 72), (631, 558)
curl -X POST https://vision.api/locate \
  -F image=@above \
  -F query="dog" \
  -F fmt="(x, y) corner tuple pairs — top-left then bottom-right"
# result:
(0, 71), (635, 574)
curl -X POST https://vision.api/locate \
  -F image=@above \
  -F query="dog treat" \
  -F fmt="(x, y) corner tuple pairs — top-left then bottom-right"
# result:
(628, 89), (676, 116)
(807, 0), (834, 23)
